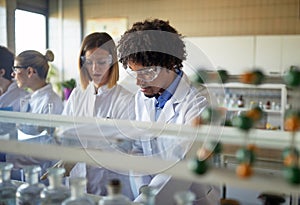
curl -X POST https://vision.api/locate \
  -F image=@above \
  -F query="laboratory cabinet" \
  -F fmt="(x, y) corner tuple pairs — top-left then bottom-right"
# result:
(0, 111), (299, 205)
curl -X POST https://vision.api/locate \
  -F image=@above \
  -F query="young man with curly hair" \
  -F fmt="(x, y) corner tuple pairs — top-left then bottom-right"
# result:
(118, 19), (219, 205)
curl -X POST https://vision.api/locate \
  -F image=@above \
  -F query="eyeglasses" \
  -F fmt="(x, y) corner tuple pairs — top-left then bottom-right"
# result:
(81, 55), (112, 69)
(12, 66), (28, 73)
(125, 66), (162, 82)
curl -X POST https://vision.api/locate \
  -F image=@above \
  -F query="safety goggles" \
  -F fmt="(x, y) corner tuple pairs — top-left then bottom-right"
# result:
(81, 54), (112, 69)
(126, 66), (162, 82)
(12, 65), (29, 73)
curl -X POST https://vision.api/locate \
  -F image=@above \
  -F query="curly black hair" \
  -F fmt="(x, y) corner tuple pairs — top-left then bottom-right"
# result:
(117, 19), (186, 70)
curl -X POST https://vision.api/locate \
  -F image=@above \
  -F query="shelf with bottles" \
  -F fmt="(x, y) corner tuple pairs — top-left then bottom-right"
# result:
(205, 83), (287, 130)
(226, 107), (283, 114)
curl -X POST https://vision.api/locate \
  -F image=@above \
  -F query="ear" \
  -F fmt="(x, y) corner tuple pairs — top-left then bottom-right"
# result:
(0, 68), (5, 77)
(27, 67), (36, 77)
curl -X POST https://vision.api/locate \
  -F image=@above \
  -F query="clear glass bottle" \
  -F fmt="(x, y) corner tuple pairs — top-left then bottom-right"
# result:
(16, 165), (45, 205)
(0, 162), (18, 205)
(98, 179), (132, 205)
(174, 191), (196, 205)
(139, 186), (158, 205)
(40, 167), (70, 205)
(62, 177), (94, 205)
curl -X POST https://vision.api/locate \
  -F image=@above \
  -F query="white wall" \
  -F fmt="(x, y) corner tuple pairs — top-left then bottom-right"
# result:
(187, 35), (300, 75)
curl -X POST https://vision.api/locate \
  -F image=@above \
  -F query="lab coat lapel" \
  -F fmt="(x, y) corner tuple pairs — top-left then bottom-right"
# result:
(157, 73), (190, 123)
(157, 100), (176, 123)
(86, 83), (97, 116)
(144, 97), (156, 121)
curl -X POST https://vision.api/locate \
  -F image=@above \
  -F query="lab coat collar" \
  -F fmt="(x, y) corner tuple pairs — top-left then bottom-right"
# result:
(87, 81), (110, 95)
(6, 81), (18, 92)
(157, 73), (191, 123)
(140, 73), (191, 123)
(30, 83), (53, 99)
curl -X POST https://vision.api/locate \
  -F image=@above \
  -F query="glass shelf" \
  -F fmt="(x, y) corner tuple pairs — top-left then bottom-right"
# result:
(0, 111), (300, 195)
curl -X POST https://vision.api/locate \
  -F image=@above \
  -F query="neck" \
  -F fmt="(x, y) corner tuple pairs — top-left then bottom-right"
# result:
(30, 80), (47, 91)
(161, 69), (178, 92)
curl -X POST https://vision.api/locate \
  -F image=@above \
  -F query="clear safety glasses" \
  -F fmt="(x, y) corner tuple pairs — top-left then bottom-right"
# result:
(81, 54), (112, 69)
(126, 66), (162, 82)
(12, 65), (28, 73)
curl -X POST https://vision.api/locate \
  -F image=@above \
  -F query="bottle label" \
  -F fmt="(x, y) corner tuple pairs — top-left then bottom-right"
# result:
(0, 199), (16, 205)
(17, 199), (41, 205)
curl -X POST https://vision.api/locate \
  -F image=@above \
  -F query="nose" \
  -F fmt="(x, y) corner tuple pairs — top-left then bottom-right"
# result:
(136, 78), (144, 86)
(92, 62), (98, 71)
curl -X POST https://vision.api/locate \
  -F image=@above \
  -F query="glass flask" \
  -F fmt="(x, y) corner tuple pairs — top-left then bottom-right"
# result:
(16, 165), (45, 205)
(40, 167), (70, 205)
(0, 162), (18, 205)
(174, 191), (196, 205)
(61, 177), (94, 205)
(139, 186), (158, 205)
(98, 179), (132, 205)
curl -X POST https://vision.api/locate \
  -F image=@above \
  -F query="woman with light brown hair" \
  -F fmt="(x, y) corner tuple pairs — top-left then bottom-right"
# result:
(63, 32), (134, 119)
(62, 32), (135, 199)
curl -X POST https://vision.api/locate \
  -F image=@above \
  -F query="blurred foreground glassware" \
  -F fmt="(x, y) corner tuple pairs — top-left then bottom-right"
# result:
(41, 167), (70, 205)
(174, 191), (195, 205)
(62, 177), (94, 205)
(98, 179), (132, 205)
(16, 165), (45, 205)
(0, 162), (18, 205)
(139, 185), (158, 205)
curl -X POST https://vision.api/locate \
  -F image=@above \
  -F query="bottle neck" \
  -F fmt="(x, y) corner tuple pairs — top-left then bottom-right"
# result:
(25, 173), (39, 185)
(0, 170), (11, 183)
(48, 175), (62, 189)
(71, 184), (85, 198)
(107, 186), (121, 196)
(174, 191), (195, 205)
(143, 196), (155, 205)
(141, 187), (157, 205)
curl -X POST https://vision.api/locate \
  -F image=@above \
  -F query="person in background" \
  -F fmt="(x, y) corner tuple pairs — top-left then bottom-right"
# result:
(12, 49), (63, 115)
(118, 19), (219, 204)
(0, 46), (29, 162)
(62, 32), (135, 199)
(0, 46), (28, 111)
(6, 49), (63, 183)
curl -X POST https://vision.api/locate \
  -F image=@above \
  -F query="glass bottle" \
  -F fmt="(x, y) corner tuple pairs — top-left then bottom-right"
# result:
(98, 179), (132, 205)
(174, 191), (195, 205)
(258, 192), (286, 205)
(139, 186), (158, 205)
(237, 95), (244, 108)
(16, 165), (45, 205)
(62, 177), (94, 205)
(40, 167), (70, 205)
(0, 162), (18, 205)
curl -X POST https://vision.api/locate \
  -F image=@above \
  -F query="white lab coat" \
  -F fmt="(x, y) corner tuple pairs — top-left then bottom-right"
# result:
(19, 83), (63, 115)
(0, 82), (28, 137)
(63, 81), (134, 119)
(133, 73), (220, 205)
(6, 83), (64, 183)
(0, 81), (28, 111)
(63, 82), (136, 199)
